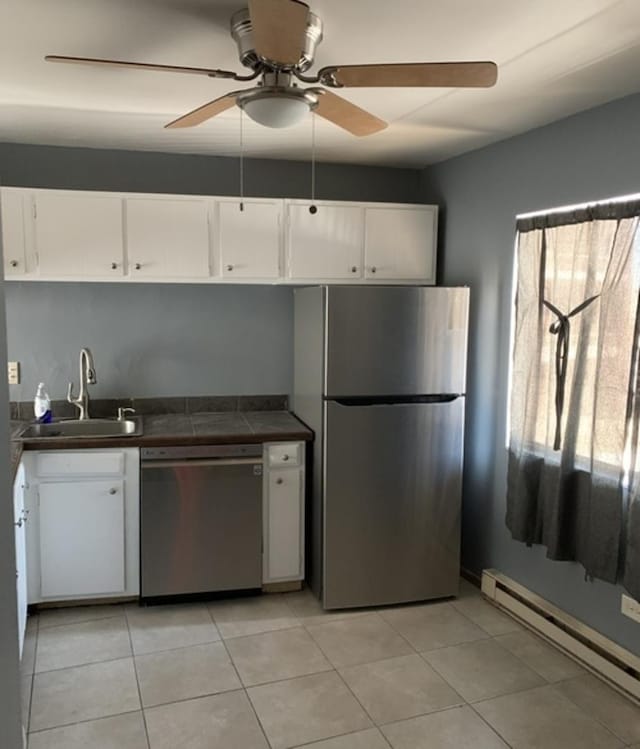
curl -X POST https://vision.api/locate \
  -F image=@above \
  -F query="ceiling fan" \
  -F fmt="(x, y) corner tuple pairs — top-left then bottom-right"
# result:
(45, 0), (498, 137)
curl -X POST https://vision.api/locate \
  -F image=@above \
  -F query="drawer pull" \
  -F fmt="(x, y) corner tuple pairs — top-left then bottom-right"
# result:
(282, 454), (289, 461)
(276, 478), (284, 485)
(109, 488), (118, 495)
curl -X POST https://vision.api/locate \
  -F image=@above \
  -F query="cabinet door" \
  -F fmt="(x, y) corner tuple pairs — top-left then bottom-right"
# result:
(1, 189), (27, 277)
(218, 200), (282, 279)
(126, 197), (211, 278)
(35, 192), (124, 278)
(264, 468), (303, 582)
(287, 201), (364, 280)
(13, 466), (27, 657)
(39, 480), (125, 598)
(364, 206), (437, 282)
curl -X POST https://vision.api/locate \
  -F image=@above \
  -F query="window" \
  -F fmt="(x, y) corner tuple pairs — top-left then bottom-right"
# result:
(506, 195), (640, 595)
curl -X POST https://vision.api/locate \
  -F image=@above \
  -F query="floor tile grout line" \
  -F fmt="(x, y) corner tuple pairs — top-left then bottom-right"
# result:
(27, 707), (144, 737)
(36, 607), (127, 631)
(124, 607), (152, 749)
(291, 725), (394, 749)
(486, 630), (582, 686)
(219, 622), (306, 642)
(26, 612), (40, 733)
(466, 701), (516, 749)
(215, 624), (275, 749)
(419, 647), (548, 707)
(33, 651), (139, 676)
(137, 685), (251, 711)
(548, 681), (638, 746)
(375, 601), (485, 657)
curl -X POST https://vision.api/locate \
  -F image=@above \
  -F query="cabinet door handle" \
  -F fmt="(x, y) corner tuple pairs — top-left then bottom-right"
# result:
(226, 264), (234, 271)
(9, 260), (18, 268)
(134, 263), (142, 270)
(109, 488), (118, 495)
(351, 266), (357, 273)
(111, 262), (118, 270)
(282, 454), (289, 462)
(276, 477), (284, 485)
(371, 266), (377, 274)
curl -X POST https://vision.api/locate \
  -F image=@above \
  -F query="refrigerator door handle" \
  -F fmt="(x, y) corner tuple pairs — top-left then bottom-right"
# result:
(330, 394), (462, 407)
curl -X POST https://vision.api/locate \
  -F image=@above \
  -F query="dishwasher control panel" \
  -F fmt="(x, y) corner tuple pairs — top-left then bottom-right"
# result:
(141, 444), (263, 461)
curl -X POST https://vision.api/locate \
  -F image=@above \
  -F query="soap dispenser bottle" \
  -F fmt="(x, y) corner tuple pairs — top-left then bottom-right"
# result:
(34, 382), (52, 423)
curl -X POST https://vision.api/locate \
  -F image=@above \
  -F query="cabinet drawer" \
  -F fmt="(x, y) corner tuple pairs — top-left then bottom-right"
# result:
(267, 443), (302, 467)
(36, 451), (125, 477)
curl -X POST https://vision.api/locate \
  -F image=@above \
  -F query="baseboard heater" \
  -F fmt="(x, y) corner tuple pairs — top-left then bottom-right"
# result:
(481, 569), (640, 704)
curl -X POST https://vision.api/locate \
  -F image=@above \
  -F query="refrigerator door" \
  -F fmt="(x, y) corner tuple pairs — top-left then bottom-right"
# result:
(323, 398), (464, 609)
(325, 286), (469, 397)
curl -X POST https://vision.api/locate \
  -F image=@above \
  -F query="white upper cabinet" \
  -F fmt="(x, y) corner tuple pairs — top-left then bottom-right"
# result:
(217, 199), (282, 279)
(3, 187), (438, 284)
(126, 196), (211, 279)
(1, 189), (28, 277)
(364, 205), (437, 282)
(34, 191), (125, 278)
(286, 200), (364, 280)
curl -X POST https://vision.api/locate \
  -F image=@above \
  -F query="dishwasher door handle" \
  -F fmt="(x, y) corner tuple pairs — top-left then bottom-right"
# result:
(141, 458), (263, 469)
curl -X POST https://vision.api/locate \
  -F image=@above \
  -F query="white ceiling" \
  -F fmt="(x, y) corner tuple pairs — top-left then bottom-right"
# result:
(1, 0), (640, 167)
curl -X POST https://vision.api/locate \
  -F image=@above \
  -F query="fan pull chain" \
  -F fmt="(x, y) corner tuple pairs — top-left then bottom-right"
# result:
(309, 112), (317, 215)
(239, 107), (244, 212)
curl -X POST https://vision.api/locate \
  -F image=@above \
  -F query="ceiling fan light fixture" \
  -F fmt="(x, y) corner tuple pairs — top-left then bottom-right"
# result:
(238, 88), (317, 128)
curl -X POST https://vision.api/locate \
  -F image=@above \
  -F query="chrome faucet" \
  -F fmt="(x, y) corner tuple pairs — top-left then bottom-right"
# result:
(67, 348), (97, 420)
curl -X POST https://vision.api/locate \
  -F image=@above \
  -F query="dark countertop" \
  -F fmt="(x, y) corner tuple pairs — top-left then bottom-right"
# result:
(9, 411), (313, 483)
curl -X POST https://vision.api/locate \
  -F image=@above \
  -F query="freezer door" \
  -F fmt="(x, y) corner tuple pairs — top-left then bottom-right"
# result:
(323, 398), (464, 609)
(325, 286), (469, 397)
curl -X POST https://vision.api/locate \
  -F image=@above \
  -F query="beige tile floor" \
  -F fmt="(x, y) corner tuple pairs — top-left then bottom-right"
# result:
(21, 580), (640, 749)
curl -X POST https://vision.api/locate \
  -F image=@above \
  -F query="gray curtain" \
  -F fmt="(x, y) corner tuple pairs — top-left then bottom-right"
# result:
(506, 200), (640, 592)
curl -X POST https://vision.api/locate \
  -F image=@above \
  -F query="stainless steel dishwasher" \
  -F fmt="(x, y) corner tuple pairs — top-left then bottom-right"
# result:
(140, 444), (263, 599)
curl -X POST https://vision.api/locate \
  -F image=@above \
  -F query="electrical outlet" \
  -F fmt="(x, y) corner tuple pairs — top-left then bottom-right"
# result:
(7, 361), (19, 385)
(621, 594), (640, 623)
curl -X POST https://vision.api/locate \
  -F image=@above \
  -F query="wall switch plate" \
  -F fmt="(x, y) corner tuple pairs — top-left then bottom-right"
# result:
(7, 361), (19, 385)
(621, 594), (640, 623)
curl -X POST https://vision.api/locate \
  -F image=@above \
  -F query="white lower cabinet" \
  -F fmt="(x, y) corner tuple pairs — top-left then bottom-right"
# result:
(263, 442), (305, 583)
(13, 463), (28, 657)
(25, 448), (139, 603)
(39, 480), (125, 598)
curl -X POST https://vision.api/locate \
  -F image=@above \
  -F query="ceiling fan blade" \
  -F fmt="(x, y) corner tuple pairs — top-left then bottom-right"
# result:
(248, 0), (309, 65)
(165, 93), (238, 129)
(314, 90), (386, 137)
(45, 55), (240, 80)
(319, 61), (498, 88)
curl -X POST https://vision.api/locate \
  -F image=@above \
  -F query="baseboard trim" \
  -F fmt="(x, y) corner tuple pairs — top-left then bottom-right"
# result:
(481, 569), (640, 704)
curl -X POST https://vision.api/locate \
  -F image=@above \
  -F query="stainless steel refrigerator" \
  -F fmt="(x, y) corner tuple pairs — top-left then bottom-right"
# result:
(293, 286), (469, 609)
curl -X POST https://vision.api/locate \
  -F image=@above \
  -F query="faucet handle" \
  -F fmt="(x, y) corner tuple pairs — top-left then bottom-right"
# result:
(117, 407), (136, 422)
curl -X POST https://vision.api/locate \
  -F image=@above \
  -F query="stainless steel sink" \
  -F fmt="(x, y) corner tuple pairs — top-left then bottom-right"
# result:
(20, 418), (143, 439)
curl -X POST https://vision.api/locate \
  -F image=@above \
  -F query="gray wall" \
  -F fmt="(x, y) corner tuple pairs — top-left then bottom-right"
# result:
(0, 143), (421, 202)
(2, 144), (422, 401)
(421, 92), (640, 655)
(7, 283), (292, 401)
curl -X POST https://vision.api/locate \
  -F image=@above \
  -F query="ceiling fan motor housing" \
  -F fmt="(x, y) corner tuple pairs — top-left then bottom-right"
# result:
(230, 8), (323, 71)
